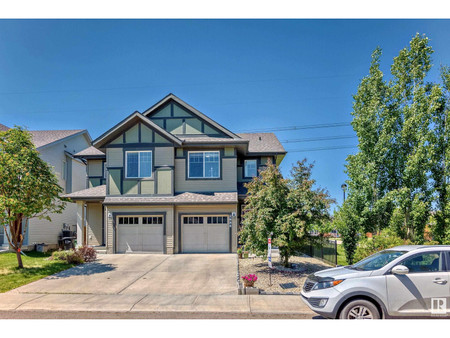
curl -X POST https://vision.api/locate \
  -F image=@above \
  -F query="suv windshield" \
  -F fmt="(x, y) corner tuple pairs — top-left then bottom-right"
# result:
(349, 250), (407, 271)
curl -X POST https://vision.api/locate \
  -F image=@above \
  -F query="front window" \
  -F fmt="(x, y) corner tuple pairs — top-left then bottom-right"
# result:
(188, 151), (220, 178)
(349, 250), (407, 271)
(126, 151), (152, 178)
(244, 160), (257, 177)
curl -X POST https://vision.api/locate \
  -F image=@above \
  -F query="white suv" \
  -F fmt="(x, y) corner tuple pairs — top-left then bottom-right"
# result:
(301, 245), (450, 319)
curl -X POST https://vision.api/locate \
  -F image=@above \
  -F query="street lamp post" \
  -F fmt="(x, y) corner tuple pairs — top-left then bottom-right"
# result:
(341, 183), (347, 202)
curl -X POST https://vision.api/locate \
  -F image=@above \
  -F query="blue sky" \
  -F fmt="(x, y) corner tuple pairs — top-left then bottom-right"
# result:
(1, 19), (450, 207)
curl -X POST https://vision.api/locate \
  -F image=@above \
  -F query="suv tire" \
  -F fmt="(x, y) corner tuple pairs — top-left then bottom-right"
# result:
(339, 299), (380, 319)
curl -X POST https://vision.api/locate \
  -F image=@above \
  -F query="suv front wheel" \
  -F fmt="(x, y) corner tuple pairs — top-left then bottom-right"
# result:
(339, 299), (380, 319)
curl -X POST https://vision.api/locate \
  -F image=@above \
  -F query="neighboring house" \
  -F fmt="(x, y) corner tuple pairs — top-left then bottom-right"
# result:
(0, 124), (91, 249)
(66, 94), (286, 254)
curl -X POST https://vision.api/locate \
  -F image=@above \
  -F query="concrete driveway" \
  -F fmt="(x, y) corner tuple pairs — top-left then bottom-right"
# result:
(13, 254), (237, 296)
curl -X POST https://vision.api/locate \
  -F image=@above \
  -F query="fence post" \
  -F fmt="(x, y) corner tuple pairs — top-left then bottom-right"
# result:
(321, 239), (324, 260)
(334, 240), (337, 266)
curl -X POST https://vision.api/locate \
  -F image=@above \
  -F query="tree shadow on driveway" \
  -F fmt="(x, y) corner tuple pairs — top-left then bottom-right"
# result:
(44, 261), (116, 279)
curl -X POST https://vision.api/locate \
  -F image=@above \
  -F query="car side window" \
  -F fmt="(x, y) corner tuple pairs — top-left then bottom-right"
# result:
(400, 252), (443, 273)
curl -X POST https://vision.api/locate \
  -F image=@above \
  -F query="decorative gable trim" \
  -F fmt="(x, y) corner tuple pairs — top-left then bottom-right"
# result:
(142, 93), (241, 139)
(92, 111), (182, 148)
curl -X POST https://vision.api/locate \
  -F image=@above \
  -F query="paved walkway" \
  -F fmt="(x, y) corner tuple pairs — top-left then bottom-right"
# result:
(0, 293), (316, 319)
(0, 254), (317, 319)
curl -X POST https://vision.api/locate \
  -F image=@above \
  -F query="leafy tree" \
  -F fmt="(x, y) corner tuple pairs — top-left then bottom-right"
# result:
(429, 66), (450, 243)
(0, 127), (67, 268)
(340, 34), (449, 259)
(239, 160), (288, 257)
(240, 159), (333, 267)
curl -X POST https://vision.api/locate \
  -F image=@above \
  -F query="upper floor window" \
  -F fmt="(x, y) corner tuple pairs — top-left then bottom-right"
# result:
(188, 151), (220, 178)
(244, 160), (257, 178)
(125, 151), (152, 178)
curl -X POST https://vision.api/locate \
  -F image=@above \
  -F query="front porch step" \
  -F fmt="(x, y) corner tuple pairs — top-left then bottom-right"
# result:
(93, 246), (107, 254)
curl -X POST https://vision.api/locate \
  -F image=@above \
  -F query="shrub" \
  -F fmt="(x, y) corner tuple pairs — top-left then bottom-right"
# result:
(354, 229), (411, 263)
(77, 246), (97, 262)
(51, 250), (73, 261)
(50, 249), (84, 265)
(66, 250), (84, 265)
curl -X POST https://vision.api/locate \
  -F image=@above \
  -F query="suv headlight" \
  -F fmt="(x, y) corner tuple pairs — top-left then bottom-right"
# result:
(312, 279), (344, 290)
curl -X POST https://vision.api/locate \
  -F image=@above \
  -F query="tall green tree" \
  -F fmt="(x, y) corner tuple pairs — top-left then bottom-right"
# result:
(339, 33), (449, 264)
(429, 66), (450, 243)
(240, 159), (333, 267)
(0, 127), (67, 268)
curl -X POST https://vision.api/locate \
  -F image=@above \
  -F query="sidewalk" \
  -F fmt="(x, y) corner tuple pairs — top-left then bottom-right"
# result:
(0, 292), (317, 319)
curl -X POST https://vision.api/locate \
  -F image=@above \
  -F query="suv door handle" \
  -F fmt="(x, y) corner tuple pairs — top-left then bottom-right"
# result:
(433, 278), (448, 285)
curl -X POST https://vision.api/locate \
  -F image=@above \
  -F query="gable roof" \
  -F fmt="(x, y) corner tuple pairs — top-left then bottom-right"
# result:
(1, 125), (90, 149)
(29, 130), (90, 149)
(92, 111), (183, 148)
(142, 93), (241, 140)
(64, 184), (106, 200)
(237, 133), (286, 154)
(74, 146), (106, 158)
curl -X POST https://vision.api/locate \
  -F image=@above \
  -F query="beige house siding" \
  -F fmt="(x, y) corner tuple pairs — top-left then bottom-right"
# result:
(141, 180), (155, 194)
(87, 203), (103, 246)
(157, 169), (173, 195)
(28, 134), (90, 245)
(87, 160), (103, 177)
(104, 204), (175, 254)
(174, 204), (238, 254)
(106, 148), (123, 167)
(155, 147), (174, 166)
(174, 157), (237, 193)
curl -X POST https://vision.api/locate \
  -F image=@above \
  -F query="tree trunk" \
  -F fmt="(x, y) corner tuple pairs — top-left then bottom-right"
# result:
(16, 250), (23, 269)
(283, 253), (289, 268)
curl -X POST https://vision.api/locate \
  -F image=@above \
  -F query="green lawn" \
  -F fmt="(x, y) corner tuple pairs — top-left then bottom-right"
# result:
(337, 244), (348, 266)
(0, 251), (74, 293)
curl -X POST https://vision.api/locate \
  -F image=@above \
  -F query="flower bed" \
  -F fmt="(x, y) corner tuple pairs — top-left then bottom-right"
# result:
(238, 254), (331, 294)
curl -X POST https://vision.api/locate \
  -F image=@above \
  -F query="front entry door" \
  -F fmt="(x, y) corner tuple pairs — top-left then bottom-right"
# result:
(386, 251), (450, 317)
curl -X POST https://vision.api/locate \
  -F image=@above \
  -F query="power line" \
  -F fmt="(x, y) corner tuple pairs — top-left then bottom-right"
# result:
(286, 145), (358, 152)
(238, 122), (351, 133)
(0, 73), (358, 95)
(281, 135), (356, 143)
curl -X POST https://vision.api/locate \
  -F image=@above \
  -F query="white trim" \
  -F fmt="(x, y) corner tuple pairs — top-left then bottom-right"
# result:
(187, 150), (220, 179)
(125, 150), (153, 178)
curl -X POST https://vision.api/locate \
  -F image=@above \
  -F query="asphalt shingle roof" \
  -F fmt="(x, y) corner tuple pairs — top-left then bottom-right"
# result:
(74, 146), (106, 157)
(0, 123), (10, 131)
(64, 185), (106, 199)
(104, 192), (238, 205)
(30, 130), (86, 148)
(237, 133), (286, 154)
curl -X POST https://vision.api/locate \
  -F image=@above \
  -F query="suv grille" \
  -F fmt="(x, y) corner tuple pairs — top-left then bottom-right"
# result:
(303, 280), (315, 292)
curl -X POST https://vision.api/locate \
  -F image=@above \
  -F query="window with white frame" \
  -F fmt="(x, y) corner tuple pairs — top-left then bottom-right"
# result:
(188, 151), (220, 178)
(125, 151), (152, 178)
(244, 160), (257, 178)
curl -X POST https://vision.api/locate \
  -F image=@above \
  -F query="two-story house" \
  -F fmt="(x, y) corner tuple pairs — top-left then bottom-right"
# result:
(66, 94), (286, 254)
(0, 124), (91, 250)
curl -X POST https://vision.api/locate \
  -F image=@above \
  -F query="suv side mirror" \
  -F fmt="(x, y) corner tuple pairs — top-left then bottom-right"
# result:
(392, 265), (409, 275)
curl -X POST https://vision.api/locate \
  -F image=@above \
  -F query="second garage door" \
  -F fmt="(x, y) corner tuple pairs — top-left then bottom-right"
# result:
(117, 215), (164, 253)
(182, 215), (230, 253)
